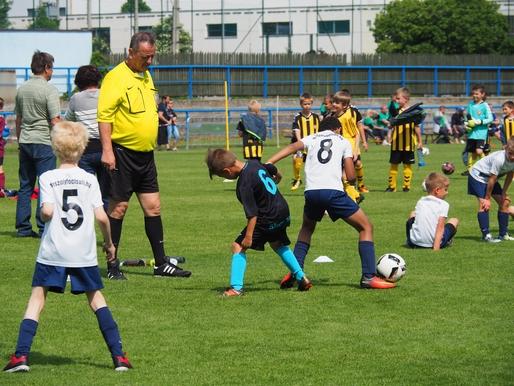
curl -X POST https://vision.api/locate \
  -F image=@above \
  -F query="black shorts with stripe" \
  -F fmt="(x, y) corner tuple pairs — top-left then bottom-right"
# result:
(235, 217), (291, 251)
(109, 143), (159, 201)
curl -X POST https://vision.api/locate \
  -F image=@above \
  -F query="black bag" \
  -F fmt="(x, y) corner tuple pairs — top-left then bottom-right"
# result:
(390, 102), (426, 127)
(241, 113), (267, 142)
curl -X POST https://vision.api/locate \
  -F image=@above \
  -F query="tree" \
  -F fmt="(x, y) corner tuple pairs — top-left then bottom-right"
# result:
(373, 0), (513, 54)
(90, 35), (111, 70)
(121, 0), (151, 13)
(152, 16), (192, 54)
(0, 0), (11, 29)
(28, 5), (59, 30)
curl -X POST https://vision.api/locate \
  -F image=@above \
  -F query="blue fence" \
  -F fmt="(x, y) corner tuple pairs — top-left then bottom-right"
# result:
(2, 65), (514, 98)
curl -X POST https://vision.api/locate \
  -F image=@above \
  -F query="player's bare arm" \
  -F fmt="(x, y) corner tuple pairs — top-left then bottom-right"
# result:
(94, 206), (116, 262)
(99, 122), (115, 170)
(241, 216), (257, 250)
(40, 203), (54, 222)
(482, 175), (498, 211)
(343, 156), (356, 183)
(433, 217), (446, 251)
(415, 125), (423, 149)
(267, 141), (304, 164)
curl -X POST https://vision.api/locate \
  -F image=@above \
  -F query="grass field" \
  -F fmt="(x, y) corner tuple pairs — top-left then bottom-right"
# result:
(0, 142), (513, 385)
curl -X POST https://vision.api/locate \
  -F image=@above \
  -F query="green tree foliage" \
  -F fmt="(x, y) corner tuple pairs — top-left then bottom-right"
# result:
(0, 0), (11, 29)
(373, 0), (513, 54)
(152, 16), (192, 54)
(28, 5), (60, 30)
(121, 0), (151, 13)
(90, 36), (111, 72)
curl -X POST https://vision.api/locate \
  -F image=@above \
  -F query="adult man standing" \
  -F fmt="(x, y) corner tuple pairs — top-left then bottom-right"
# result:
(15, 51), (61, 237)
(98, 32), (190, 280)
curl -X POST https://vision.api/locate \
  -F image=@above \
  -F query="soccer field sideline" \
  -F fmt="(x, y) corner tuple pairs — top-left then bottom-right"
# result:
(0, 144), (513, 385)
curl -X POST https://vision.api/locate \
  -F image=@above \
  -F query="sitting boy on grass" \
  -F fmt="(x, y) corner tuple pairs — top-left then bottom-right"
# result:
(406, 172), (459, 250)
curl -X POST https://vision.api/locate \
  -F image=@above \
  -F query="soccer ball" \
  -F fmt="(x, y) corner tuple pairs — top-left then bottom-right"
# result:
(441, 162), (455, 175)
(377, 253), (406, 282)
(422, 147), (430, 156)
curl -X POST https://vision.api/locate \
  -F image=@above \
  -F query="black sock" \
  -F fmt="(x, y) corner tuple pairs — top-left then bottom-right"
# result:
(144, 216), (166, 266)
(108, 216), (123, 267)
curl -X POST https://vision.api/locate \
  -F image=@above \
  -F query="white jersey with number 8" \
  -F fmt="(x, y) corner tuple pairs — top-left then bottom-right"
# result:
(301, 131), (353, 192)
(37, 167), (103, 267)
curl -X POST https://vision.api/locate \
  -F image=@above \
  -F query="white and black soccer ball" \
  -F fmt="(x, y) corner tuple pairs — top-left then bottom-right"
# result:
(422, 147), (430, 156)
(377, 253), (406, 282)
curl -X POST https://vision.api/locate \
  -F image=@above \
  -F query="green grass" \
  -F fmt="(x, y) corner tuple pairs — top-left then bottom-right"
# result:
(0, 142), (513, 385)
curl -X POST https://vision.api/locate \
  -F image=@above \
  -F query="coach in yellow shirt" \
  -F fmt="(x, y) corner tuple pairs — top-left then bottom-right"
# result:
(98, 32), (191, 280)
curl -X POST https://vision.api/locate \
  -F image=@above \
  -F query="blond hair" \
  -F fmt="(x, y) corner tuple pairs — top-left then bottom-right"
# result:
(333, 89), (351, 106)
(51, 121), (89, 163)
(424, 172), (449, 194)
(396, 87), (410, 100)
(205, 148), (237, 179)
(248, 100), (261, 113)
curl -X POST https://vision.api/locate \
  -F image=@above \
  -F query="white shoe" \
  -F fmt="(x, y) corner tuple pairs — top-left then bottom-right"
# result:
(382, 141), (390, 146)
(498, 234), (514, 241)
(483, 233), (501, 243)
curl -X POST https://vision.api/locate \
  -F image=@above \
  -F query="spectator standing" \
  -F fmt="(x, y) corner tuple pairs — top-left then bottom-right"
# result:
(97, 32), (190, 280)
(65, 65), (108, 208)
(0, 97), (6, 196)
(15, 51), (61, 237)
(157, 95), (170, 150)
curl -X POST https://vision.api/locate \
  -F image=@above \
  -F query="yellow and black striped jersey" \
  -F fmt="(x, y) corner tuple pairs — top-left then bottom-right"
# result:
(391, 121), (418, 151)
(292, 112), (320, 141)
(503, 116), (514, 142)
(334, 106), (362, 140)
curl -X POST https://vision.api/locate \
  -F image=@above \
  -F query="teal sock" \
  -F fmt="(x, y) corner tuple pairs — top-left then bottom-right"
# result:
(276, 246), (304, 281)
(230, 252), (246, 291)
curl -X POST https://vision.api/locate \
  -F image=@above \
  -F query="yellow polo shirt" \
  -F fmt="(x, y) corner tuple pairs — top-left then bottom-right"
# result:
(97, 61), (158, 152)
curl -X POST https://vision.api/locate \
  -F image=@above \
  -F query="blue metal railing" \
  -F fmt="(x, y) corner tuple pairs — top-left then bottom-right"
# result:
(1, 65), (514, 99)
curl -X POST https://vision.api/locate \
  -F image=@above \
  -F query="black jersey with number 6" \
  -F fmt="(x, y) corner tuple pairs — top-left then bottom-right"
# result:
(236, 160), (289, 227)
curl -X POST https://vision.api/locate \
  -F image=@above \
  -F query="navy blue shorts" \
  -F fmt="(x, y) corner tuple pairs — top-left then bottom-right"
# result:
(31, 262), (104, 295)
(467, 175), (502, 198)
(235, 217), (291, 251)
(304, 189), (359, 222)
(405, 217), (457, 249)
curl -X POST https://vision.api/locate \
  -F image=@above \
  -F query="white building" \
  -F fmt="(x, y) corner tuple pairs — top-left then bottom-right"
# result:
(7, 1), (514, 55)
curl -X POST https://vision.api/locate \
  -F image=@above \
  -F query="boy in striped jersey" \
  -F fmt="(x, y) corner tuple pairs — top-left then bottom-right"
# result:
(385, 87), (423, 192)
(291, 93), (320, 191)
(501, 101), (514, 143)
(332, 90), (369, 202)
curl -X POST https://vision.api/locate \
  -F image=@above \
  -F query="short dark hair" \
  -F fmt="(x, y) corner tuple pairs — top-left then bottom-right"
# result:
(502, 100), (514, 110)
(31, 50), (54, 75)
(74, 65), (102, 91)
(129, 32), (156, 51)
(319, 116), (341, 132)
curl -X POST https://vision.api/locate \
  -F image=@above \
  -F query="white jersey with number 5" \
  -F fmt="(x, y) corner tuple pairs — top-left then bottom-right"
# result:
(301, 131), (353, 192)
(37, 167), (103, 267)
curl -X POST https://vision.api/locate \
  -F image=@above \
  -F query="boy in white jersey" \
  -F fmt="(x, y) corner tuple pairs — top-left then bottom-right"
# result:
(468, 137), (514, 242)
(3, 121), (132, 373)
(266, 117), (395, 289)
(406, 173), (459, 250)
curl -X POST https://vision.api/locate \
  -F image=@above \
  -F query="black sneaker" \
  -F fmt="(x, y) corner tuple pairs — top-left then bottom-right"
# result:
(385, 187), (396, 192)
(460, 170), (469, 176)
(154, 262), (191, 278)
(107, 260), (127, 280)
(3, 354), (29, 373)
(402, 187), (410, 192)
(112, 354), (132, 371)
(356, 194), (365, 204)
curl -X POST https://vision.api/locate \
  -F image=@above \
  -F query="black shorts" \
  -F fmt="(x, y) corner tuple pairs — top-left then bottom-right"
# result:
(465, 139), (486, 153)
(406, 217), (457, 249)
(109, 143), (159, 201)
(235, 217), (291, 251)
(389, 150), (415, 165)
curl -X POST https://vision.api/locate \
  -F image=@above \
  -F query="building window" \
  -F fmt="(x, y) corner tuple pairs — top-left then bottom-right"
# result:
(207, 23), (237, 37)
(262, 22), (292, 36)
(318, 20), (350, 35)
(27, 8), (35, 18)
(59, 7), (66, 17)
(139, 26), (153, 32)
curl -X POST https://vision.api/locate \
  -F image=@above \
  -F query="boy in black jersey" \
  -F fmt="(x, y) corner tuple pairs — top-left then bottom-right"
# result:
(206, 149), (312, 296)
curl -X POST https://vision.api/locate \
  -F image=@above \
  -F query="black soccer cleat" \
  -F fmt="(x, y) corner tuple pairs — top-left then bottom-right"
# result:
(297, 276), (313, 291)
(3, 354), (29, 373)
(112, 354), (132, 372)
(107, 259), (127, 280)
(154, 262), (191, 278)
(280, 272), (296, 289)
